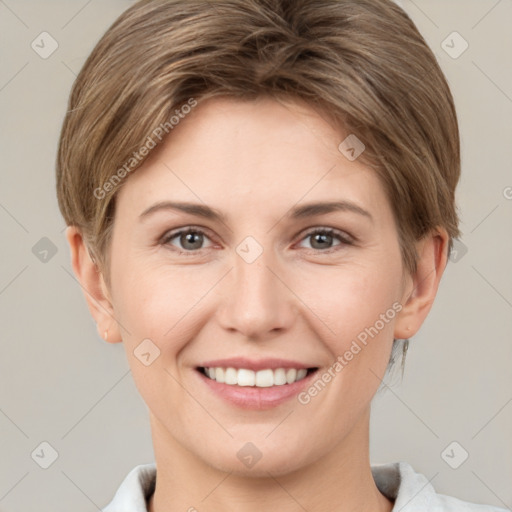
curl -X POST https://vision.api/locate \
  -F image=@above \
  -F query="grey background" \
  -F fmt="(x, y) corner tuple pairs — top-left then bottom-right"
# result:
(0, 0), (511, 510)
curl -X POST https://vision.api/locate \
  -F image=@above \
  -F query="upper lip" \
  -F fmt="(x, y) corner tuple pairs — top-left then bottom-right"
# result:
(198, 357), (318, 372)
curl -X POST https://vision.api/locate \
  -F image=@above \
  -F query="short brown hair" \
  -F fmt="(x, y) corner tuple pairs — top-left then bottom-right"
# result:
(56, 0), (461, 367)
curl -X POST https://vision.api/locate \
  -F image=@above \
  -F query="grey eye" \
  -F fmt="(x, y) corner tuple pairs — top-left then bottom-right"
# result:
(163, 228), (213, 252)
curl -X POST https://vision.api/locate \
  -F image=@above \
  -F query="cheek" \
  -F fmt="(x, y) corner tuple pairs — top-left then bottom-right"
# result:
(300, 255), (402, 359)
(111, 255), (215, 348)
(110, 259), (206, 418)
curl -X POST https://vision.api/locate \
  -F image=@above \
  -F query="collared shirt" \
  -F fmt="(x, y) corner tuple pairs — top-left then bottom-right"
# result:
(101, 461), (508, 511)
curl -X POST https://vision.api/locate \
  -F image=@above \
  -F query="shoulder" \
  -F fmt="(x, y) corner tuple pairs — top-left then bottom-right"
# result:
(371, 461), (508, 512)
(102, 463), (156, 512)
(436, 492), (509, 512)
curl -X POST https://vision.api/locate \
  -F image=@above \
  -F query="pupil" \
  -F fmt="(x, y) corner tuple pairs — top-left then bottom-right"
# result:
(312, 233), (331, 249)
(182, 232), (202, 250)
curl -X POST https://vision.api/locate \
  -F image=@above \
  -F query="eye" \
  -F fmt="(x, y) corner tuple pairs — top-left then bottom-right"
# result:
(160, 226), (353, 255)
(297, 227), (353, 252)
(161, 227), (214, 253)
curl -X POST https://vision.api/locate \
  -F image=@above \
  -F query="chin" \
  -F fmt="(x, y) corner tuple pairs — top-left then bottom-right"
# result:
(201, 439), (317, 478)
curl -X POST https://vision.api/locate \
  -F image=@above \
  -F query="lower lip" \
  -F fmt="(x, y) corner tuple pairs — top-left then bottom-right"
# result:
(195, 368), (318, 410)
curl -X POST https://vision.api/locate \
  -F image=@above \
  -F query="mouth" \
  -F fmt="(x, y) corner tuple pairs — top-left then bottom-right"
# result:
(194, 362), (320, 410)
(197, 366), (318, 387)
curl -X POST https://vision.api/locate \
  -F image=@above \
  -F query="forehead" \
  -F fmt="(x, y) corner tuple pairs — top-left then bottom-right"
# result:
(115, 96), (390, 223)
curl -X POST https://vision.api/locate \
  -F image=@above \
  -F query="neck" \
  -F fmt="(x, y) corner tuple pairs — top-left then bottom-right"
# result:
(148, 409), (393, 512)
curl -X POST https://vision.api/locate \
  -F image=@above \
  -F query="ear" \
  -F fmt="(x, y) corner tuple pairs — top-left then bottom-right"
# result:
(394, 228), (449, 339)
(65, 225), (122, 344)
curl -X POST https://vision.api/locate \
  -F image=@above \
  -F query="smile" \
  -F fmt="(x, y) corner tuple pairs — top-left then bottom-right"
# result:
(199, 367), (317, 387)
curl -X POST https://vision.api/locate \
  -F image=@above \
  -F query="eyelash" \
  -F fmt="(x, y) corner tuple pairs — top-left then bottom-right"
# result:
(160, 226), (354, 256)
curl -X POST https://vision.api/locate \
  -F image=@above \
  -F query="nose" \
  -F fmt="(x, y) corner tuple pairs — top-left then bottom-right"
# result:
(217, 247), (296, 339)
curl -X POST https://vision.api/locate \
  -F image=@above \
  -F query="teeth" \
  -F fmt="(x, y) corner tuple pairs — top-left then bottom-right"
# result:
(286, 368), (297, 384)
(215, 367), (225, 383)
(224, 367), (237, 385)
(202, 367), (311, 387)
(255, 369), (274, 387)
(274, 368), (287, 385)
(238, 369), (255, 387)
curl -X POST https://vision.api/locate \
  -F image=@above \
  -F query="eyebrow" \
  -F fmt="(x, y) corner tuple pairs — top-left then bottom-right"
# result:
(139, 200), (373, 223)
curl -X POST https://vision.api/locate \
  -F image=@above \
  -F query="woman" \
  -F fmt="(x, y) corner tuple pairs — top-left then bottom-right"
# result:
(55, 0), (507, 510)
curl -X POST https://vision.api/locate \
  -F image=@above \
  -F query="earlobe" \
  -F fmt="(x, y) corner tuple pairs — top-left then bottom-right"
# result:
(65, 226), (122, 344)
(394, 229), (449, 340)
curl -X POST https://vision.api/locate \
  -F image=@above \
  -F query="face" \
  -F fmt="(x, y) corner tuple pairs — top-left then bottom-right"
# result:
(106, 97), (411, 476)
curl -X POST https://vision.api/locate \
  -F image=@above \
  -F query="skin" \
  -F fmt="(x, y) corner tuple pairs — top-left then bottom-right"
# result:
(67, 96), (448, 512)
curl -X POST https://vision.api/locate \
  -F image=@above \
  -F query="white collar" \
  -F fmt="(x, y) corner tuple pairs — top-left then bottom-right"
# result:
(102, 461), (507, 511)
